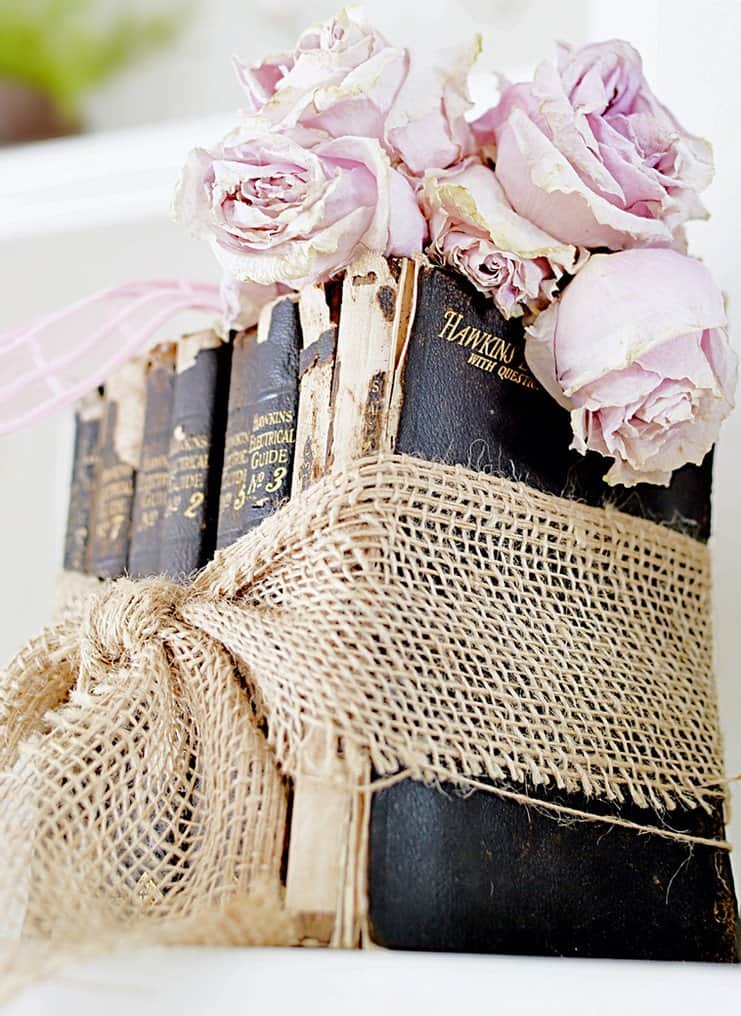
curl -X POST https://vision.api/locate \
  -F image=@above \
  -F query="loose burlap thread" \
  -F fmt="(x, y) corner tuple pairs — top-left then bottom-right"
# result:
(0, 453), (729, 996)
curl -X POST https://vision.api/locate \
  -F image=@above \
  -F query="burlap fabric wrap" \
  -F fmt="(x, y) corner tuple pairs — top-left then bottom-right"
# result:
(0, 453), (729, 996)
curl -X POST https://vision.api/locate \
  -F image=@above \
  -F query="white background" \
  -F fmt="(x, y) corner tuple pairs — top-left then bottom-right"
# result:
(3, 947), (740, 1015)
(0, 1), (739, 995)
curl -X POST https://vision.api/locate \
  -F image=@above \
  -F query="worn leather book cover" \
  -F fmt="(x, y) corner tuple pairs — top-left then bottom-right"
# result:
(63, 389), (104, 574)
(367, 262), (738, 961)
(216, 297), (301, 549)
(88, 360), (147, 579)
(160, 331), (231, 579)
(128, 343), (177, 578)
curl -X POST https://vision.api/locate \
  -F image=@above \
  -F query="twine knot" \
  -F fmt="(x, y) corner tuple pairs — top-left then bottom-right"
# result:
(80, 575), (185, 669)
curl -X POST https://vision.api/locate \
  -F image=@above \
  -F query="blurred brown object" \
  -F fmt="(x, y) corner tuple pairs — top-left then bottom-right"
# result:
(0, 80), (79, 145)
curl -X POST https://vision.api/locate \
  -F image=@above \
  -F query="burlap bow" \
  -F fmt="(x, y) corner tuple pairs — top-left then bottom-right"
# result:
(0, 454), (730, 995)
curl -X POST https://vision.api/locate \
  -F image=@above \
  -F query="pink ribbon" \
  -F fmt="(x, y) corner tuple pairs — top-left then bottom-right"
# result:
(0, 279), (221, 433)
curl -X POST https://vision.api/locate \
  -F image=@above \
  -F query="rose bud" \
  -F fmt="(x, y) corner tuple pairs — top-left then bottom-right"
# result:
(422, 159), (583, 319)
(233, 7), (408, 140)
(174, 126), (426, 289)
(525, 249), (737, 486)
(473, 40), (713, 250)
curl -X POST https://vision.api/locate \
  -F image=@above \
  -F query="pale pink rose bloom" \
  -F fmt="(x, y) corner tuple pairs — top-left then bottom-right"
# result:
(174, 126), (426, 290)
(219, 274), (288, 332)
(422, 160), (583, 319)
(233, 52), (294, 114)
(525, 249), (736, 486)
(386, 36), (479, 176)
(233, 7), (408, 141)
(473, 40), (713, 250)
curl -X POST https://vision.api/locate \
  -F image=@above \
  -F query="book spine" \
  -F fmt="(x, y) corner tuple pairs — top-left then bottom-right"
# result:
(329, 254), (402, 470)
(283, 281), (340, 942)
(63, 389), (104, 574)
(216, 296), (301, 549)
(88, 359), (147, 579)
(284, 255), (404, 947)
(292, 281), (341, 490)
(159, 330), (231, 580)
(128, 343), (177, 578)
(367, 261), (738, 961)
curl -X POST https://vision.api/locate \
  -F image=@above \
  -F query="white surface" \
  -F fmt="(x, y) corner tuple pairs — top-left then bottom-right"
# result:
(3, 947), (740, 1016)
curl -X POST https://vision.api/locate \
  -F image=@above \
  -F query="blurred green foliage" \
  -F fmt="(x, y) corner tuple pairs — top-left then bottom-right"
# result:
(0, 0), (184, 112)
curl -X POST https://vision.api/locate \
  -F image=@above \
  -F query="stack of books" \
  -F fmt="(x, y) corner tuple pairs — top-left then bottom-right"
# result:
(61, 254), (737, 962)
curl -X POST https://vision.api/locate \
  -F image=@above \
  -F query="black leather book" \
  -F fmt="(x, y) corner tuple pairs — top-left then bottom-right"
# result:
(160, 330), (231, 579)
(367, 263), (738, 961)
(128, 343), (177, 578)
(63, 389), (104, 574)
(216, 297), (301, 549)
(88, 360), (147, 579)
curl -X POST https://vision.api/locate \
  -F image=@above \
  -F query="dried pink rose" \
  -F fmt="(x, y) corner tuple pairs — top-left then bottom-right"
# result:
(422, 160), (583, 319)
(233, 7), (408, 140)
(233, 51), (294, 115)
(385, 37), (479, 176)
(525, 249), (736, 486)
(174, 126), (426, 289)
(473, 40), (713, 250)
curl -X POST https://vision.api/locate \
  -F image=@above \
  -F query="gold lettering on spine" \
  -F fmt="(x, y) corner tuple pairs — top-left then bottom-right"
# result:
(467, 353), (496, 373)
(498, 364), (540, 390)
(165, 429), (211, 519)
(95, 462), (134, 544)
(439, 309), (463, 341)
(135, 452), (171, 528)
(220, 415), (295, 514)
(437, 305), (538, 391)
